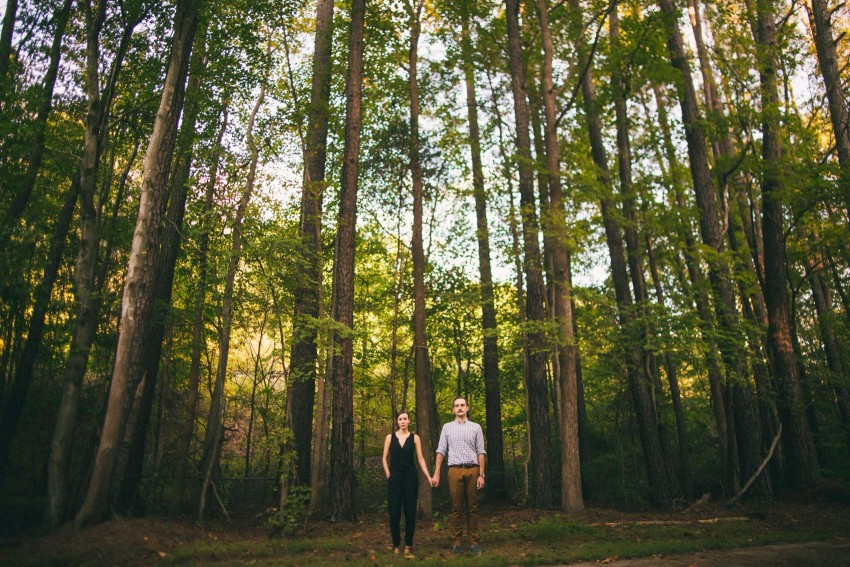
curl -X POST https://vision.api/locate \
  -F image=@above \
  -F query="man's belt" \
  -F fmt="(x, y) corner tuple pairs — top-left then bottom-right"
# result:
(448, 464), (478, 468)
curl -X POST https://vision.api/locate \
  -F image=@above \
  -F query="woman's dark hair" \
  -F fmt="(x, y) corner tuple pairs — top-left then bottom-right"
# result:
(394, 410), (411, 431)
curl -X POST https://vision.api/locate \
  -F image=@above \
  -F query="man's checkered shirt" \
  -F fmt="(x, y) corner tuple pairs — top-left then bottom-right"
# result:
(436, 419), (486, 466)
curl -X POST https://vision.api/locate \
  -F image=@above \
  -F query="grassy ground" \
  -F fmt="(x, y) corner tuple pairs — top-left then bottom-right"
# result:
(2, 493), (848, 566)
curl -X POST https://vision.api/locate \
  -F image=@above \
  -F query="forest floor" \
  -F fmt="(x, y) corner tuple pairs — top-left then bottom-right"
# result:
(2, 488), (849, 566)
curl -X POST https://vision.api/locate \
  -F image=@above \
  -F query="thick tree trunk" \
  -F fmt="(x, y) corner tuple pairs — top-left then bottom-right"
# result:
(504, 0), (557, 510)
(407, 0), (438, 518)
(0, 0), (73, 252)
(329, 0), (365, 522)
(74, 0), (199, 528)
(170, 106), (227, 516)
(753, 0), (819, 488)
(117, 19), (209, 512)
(45, 141), (137, 526)
(44, 5), (140, 522)
(459, 1), (505, 500)
(287, 0), (334, 490)
(533, 0), (583, 512)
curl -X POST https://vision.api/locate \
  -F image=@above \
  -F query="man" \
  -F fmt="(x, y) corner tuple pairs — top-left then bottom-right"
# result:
(431, 396), (486, 555)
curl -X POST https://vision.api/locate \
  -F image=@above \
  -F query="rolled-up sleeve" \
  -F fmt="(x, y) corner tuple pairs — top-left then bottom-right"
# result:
(436, 424), (448, 456)
(475, 424), (486, 456)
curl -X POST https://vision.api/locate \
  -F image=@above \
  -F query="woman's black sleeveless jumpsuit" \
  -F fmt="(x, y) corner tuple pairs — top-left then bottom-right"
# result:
(387, 433), (419, 547)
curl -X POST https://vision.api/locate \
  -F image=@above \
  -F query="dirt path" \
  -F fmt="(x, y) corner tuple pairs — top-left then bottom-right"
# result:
(560, 541), (850, 566)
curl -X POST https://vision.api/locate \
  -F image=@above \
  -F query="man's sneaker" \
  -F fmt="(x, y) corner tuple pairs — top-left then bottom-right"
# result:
(469, 544), (482, 555)
(452, 544), (464, 554)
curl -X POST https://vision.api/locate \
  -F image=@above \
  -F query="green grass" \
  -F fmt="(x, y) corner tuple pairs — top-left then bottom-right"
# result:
(157, 515), (841, 566)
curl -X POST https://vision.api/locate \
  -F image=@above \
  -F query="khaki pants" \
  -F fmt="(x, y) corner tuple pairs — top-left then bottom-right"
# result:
(447, 466), (479, 545)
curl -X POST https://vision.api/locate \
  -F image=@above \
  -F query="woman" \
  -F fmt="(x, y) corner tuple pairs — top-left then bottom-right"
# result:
(382, 411), (432, 558)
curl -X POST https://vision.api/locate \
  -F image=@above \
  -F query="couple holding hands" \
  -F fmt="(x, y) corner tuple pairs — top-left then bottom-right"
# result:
(381, 397), (486, 559)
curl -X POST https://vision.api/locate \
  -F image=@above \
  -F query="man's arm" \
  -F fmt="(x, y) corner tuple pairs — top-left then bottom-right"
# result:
(476, 425), (486, 489)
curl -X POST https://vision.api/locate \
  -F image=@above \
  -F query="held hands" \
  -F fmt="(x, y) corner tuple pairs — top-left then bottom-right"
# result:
(430, 473), (439, 488)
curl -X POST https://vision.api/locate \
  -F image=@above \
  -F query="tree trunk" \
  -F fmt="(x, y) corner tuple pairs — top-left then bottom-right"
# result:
(504, 0), (557, 510)
(572, 0), (671, 506)
(198, 60), (267, 521)
(0, 0), (18, 104)
(459, 0), (505, 500)
(752, 0), (819, 488)
(0, 0), (73, 251)
(74, 0), (199, 528)
(657, 0), (771, 500)
(807, 254), (850, 444)
(533, 0), (583, 512)
(170, 105), (227, 516)
(0, 177), (77, 484)
(287, 0), (334, 491)
(116, 16), (209, 513)
(407, 0), (438, 518)
(329, 0), (365, 522)
(649, 84), (731, 485)
(806, 0), (850, 219)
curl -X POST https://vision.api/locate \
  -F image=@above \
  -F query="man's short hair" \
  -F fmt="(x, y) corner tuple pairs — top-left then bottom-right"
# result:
(452, 396), (467, 406)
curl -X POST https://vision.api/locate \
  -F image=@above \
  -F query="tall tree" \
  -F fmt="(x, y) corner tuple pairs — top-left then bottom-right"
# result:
(751, 0), (819, 488)
(570, 0), (672, 506)
(504, 0), (557, 509)
(170, 105), (227, 515)
(458, 0), (506, 500)
(199, 56), (268, 520)
(287, 0), (335, 491)
(532, 0), (583, 512)
(74, 0), (200, 528)
(407, 0), (438, 517)
(117, 16), (210, 511)
(657, 0), (771, 499)
(329, 0), (366, 522)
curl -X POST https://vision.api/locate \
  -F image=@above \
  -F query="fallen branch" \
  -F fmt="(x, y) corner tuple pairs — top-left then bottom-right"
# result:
(727, 423), (783, 507)
(211, 481), (231, 523)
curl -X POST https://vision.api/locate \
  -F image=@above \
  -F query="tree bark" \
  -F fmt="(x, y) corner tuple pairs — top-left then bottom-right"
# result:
(504, 0), (557, 510)
(459, 0), (505, 500)
(116, 17), (209, 512)
(329, 0), (366, 522)
(287, 0), (334, 490)
(752, 0), (819, 488)
(74, 0), (199, 528)
(533, 0), (583, 512)
(407, 0), (438, 518)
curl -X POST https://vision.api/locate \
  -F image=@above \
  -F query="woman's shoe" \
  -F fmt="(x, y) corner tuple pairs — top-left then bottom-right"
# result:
(404, 546), (415, 559)
(393, 547), (400, 556)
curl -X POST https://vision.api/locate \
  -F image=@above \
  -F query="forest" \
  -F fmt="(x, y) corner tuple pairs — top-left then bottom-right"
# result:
(1, 0), (849, 546)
